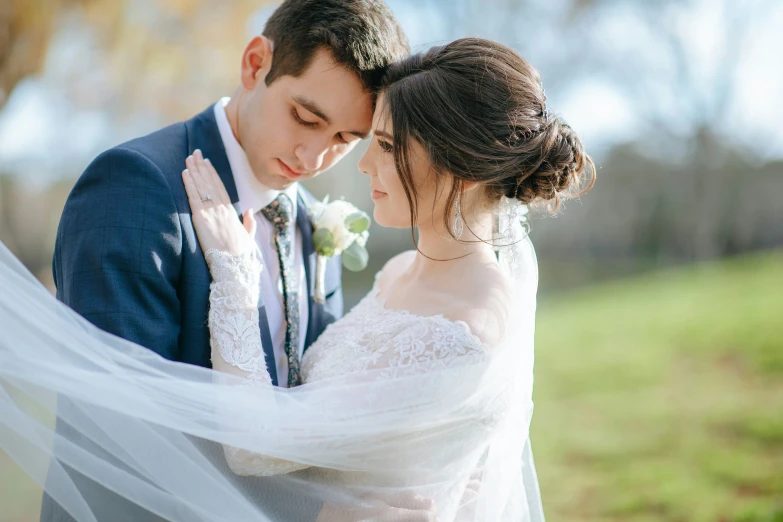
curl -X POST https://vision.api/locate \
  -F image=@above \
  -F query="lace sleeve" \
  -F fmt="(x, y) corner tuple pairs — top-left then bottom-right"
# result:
(205, 249), (271, 384)
(205, 249), (309, 476)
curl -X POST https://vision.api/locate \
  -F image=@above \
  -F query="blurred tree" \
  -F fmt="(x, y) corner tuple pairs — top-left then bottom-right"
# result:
(574, 0), (765, 144)
(530, 141), (783, 291)
(0, 173), (71, 285)
(1, 0), (779, 288)
(0, 0), (272, 121)
(522, 0), (783, 264)
(0, 0), (119, 110)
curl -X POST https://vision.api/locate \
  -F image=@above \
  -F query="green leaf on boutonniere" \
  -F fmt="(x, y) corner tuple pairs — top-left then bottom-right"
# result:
(313, 228), (336, 257)
(345, 211), (370, 234)
(342, 241), (369, 272)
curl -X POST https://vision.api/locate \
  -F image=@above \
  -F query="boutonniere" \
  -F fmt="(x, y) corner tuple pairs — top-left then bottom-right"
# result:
(309, 196), (371, 303)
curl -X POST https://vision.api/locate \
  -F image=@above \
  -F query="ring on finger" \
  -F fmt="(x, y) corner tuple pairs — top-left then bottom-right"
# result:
(200, 193), (213, 203)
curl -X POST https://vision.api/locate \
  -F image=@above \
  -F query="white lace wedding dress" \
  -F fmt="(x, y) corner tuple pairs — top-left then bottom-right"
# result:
(204, 246), (542, 521)
(206, 250), (489, 477)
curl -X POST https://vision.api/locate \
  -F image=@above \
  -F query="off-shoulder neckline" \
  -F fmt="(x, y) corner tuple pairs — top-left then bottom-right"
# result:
(367, 273), (489, 350)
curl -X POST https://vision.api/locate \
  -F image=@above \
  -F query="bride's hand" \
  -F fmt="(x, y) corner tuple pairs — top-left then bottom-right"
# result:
(182, 149), (257, 257)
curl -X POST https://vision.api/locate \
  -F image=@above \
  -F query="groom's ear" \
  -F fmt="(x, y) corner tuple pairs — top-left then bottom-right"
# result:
(240, 36), (274, 90)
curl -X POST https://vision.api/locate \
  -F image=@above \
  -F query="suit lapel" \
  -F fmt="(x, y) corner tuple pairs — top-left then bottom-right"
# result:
(186, 104), (279, 386)
(296, 190), (318, 351)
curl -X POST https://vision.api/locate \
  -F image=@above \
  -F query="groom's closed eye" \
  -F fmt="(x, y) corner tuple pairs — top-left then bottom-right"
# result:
(291, 106), (351, 145)
(291, 107), (318, 128)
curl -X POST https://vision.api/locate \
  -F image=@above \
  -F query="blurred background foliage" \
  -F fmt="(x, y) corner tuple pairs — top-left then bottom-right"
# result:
(0, 0), (781, 521)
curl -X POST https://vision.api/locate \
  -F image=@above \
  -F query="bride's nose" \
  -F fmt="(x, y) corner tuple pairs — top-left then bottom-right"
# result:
(358, 148), (373, 176)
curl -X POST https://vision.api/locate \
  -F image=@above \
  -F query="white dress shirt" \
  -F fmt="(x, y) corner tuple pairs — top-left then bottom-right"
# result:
(214, 97), (309, 387)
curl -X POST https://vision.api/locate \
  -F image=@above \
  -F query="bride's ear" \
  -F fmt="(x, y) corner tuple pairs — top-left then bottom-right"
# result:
(458, 180), (482, 209)
(462, 180), (480, 192)
(240, 36), (274, 89)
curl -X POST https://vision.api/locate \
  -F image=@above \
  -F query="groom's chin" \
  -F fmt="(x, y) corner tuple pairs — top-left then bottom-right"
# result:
(253, 164), (294, 191)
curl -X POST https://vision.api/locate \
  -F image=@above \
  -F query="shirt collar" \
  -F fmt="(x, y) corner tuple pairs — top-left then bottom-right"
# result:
(213, 97), (299, 217)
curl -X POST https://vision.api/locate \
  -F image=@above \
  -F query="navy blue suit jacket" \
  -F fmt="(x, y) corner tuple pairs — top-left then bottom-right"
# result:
(43, 104), (343, 521)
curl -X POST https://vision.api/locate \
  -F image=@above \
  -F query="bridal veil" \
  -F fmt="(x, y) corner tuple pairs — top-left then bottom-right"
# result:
(0, 209), (544, 521)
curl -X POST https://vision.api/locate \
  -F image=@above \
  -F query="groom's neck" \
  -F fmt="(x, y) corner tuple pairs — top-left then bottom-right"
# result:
(224, 92), (243, 146)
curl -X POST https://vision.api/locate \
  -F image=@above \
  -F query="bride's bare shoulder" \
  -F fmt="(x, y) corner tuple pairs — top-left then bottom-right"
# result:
(441, 264), (512, 348)
(375, 250), (513, 347)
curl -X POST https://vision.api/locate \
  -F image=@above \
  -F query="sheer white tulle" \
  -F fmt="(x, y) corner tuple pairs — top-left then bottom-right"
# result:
(0, 219), (544, 521)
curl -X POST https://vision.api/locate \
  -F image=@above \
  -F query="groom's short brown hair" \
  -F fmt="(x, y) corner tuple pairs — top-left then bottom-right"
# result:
(262, 0), (409, 93)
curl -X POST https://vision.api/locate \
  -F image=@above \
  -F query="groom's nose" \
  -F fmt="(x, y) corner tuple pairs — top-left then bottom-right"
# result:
(295, 142), (329, 173)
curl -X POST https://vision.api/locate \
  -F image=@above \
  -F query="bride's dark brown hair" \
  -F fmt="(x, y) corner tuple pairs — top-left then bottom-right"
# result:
(379, 37), (595, 242)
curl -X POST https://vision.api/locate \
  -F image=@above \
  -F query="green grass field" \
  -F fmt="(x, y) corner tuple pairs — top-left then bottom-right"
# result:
(532, 251), (783, 522)
(2, 252), (782, 521)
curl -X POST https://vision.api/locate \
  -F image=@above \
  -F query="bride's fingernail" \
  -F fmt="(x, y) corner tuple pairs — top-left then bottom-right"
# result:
(194, 149), (202, 158)
(204, 158), (211, 165)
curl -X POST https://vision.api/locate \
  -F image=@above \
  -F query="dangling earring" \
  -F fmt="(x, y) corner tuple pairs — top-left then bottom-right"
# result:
(451, 191), (464, 240)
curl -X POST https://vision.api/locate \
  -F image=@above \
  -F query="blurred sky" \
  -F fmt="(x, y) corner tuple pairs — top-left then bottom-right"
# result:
(1, 0), (781, 187)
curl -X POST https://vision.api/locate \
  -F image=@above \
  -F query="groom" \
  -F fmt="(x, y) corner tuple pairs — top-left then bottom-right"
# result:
(45, 0), (409, 520)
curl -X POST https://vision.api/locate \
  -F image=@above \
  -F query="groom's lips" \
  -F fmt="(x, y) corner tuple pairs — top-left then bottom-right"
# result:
(278, 159), (306, 180)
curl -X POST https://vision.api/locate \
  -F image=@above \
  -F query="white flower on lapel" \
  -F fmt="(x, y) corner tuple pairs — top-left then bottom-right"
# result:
(309, 196), (371, 302)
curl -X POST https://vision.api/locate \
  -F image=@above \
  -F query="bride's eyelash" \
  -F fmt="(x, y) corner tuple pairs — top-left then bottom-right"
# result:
(377, 139), (393, 153)
(292, 107), (317, 128)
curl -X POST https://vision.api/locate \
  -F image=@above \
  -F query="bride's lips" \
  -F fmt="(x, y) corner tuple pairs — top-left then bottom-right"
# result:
(371, 189), (387, 200)
(278, 159), (306, 180)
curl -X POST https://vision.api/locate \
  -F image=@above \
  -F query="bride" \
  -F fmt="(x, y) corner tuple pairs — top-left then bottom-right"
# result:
(0, 38), (593, 521)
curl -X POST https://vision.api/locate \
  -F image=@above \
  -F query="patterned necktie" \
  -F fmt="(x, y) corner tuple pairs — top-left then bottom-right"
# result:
(260, 193), (302, 387)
